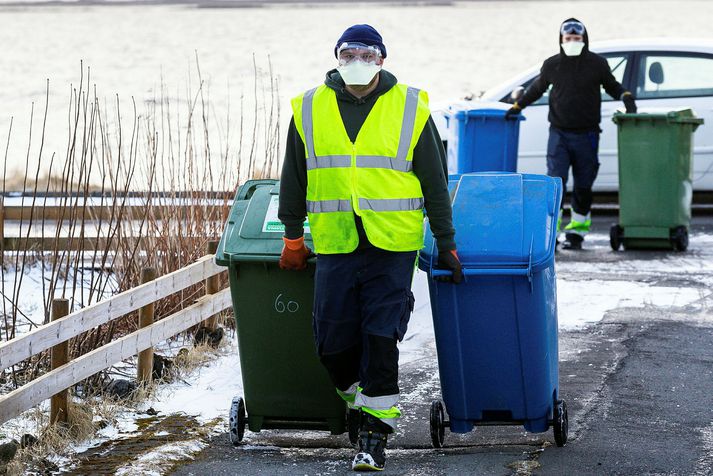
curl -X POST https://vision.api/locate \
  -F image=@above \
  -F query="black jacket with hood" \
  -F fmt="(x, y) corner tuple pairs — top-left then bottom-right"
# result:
(278, 69), (456, 252)
(517, 18), (627, 132)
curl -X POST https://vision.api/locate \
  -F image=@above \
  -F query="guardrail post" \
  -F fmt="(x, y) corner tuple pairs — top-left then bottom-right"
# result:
(137, 267), (157, 385)
(50, 298), (70, 425)
(205, 240), (220, 330)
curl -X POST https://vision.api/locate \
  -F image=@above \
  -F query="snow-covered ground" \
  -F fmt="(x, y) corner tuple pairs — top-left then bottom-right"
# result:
(2, 231), (713, 473)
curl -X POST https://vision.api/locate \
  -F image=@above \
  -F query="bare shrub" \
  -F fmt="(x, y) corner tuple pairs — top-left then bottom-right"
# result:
(0, 56), (279, 409)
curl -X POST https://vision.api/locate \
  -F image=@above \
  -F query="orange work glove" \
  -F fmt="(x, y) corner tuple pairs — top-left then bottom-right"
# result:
(279, 236), (313, 271)
(436, 249), (463, 284)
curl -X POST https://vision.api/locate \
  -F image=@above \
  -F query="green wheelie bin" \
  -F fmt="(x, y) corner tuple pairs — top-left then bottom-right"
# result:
(610, 109), (704, 251)
(215, 179), (357, 445)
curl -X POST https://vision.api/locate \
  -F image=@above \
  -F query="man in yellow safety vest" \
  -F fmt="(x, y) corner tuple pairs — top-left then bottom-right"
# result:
(278, 24), (461, 472)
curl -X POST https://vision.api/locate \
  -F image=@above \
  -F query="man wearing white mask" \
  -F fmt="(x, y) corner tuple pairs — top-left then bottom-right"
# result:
(506, 18), (637, 250)
(278, 24), (461, 471)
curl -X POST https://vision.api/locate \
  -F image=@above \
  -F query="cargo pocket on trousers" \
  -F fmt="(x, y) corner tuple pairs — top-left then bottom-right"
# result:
(587, 131), (600, 153)
(396, 290), (415, 341)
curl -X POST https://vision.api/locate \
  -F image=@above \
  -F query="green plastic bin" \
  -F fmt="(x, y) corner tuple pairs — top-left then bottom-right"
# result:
(215, 179), (352, 444)
(610, 109), (704, 251)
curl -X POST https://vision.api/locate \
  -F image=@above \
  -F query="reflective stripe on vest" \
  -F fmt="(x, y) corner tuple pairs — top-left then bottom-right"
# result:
(306, 199), (353, 213)
(358, 198), (424, 212)
(306, 155), (413, 172)
(302, 87), (318, 160)
(302, 86), (421, 170)
(306, 155), (352, 170)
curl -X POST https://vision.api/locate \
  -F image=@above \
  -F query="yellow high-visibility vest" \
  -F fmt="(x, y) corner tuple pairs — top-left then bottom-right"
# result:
(291, 83), (430, 254)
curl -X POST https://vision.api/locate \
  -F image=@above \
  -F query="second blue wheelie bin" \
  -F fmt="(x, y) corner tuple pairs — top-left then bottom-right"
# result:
(445, 107), (525, 173)
(419, 172), (568, 448)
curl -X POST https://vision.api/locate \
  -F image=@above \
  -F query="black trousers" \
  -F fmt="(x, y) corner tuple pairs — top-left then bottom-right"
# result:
(546, 126), (600, 216)
(312, 247), (416, 398)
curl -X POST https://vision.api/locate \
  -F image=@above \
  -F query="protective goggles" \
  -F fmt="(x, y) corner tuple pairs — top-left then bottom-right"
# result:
(337, 42), (382, 66)
(560, 21), (585, 36)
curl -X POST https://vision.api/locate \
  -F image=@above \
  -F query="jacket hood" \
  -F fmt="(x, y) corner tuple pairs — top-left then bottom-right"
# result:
(324, 68), (398, 103)
(559, 17), (589, 55)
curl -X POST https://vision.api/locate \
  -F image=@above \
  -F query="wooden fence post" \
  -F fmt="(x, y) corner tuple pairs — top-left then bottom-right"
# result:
(137, 267), (156, 385)
(205, 241), (220, 330)
(50, 299), (70, 425)
(0, 198), (4, 267)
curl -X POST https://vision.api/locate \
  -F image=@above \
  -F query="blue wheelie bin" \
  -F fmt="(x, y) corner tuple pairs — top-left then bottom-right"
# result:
(445, 108), (525, 173)
(419, 172), (568, 448)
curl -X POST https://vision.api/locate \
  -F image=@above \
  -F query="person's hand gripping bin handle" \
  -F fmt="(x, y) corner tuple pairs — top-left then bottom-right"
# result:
(435, 249), (463, 284)
(279, 236), (314, 271)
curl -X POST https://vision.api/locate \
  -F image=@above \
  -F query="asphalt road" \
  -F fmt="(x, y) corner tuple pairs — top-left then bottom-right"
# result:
(173, 219), (713, 476)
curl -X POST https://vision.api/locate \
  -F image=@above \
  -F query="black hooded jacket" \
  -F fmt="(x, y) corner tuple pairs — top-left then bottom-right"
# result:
(278, 69), (456, 252)
(517, 18), (627, 132)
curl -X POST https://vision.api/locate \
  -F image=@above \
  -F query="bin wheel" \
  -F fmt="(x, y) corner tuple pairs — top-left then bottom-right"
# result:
(610, 224), (624, 251)
(553, 399), (568, 447)
(671, 226), (688, 252)
(347, 408), (360, 445)
(229, 396), (247, 446)
(430, 400), (446, 448)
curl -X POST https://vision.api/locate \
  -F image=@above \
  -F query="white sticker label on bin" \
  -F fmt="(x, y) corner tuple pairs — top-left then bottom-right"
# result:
(262, 195), (310, 233)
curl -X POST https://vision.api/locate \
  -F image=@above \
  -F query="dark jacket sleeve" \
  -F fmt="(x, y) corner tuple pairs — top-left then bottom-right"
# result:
(413, 116), (456, 252)
(278, 116), (308, 240)
(517, 64), (551, 109)
(600, 57), (627, 100)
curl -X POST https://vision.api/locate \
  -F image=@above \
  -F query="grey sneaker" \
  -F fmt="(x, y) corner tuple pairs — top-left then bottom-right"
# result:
(352, 430), (387, 471)
(562, 233), (583, 250)
(352, 413), (391, 471)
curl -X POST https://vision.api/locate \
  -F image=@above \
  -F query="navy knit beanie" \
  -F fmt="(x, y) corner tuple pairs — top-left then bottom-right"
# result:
(334, 24), (387, 59)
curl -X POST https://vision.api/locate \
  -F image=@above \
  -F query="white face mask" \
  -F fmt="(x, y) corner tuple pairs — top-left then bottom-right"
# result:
(561, 41), (585, 56)
(337, 61), (381, 86)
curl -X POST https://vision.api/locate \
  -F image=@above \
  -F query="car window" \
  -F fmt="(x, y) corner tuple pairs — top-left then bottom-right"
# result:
(601, 54), (628, 102)
(520, 77), (551, 106)
(636, 53), (713, 99)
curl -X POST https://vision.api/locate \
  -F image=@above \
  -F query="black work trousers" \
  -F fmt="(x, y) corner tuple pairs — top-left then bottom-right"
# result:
(312, 247), (416, 399)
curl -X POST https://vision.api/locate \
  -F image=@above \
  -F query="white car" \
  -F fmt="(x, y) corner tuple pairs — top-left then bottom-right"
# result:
(436, 39), (713, 191)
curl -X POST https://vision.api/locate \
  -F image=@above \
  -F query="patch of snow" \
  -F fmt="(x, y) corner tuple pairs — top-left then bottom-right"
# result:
(71, 410), (140, 454)
(399, 270), (436, 365)
(146, 337), (243, 423)
(694, 422), (713, 476)
(113, 439), (208, 476)
(557, 279), (706, 329)
(0, 263), (117, 339)
(0, 402), (48, 442)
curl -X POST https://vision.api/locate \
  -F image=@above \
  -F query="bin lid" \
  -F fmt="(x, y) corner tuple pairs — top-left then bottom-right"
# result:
(420, 173), (561, 272)
(453, 108), (524, 122)
(215, 179), (312, 266)
(612, 108), (704, 128)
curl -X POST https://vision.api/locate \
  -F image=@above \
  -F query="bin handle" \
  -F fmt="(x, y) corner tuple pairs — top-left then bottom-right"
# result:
(431, 267), (530, 278)
(527, 236), (534, 291)
(428, 234), (535, 286)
